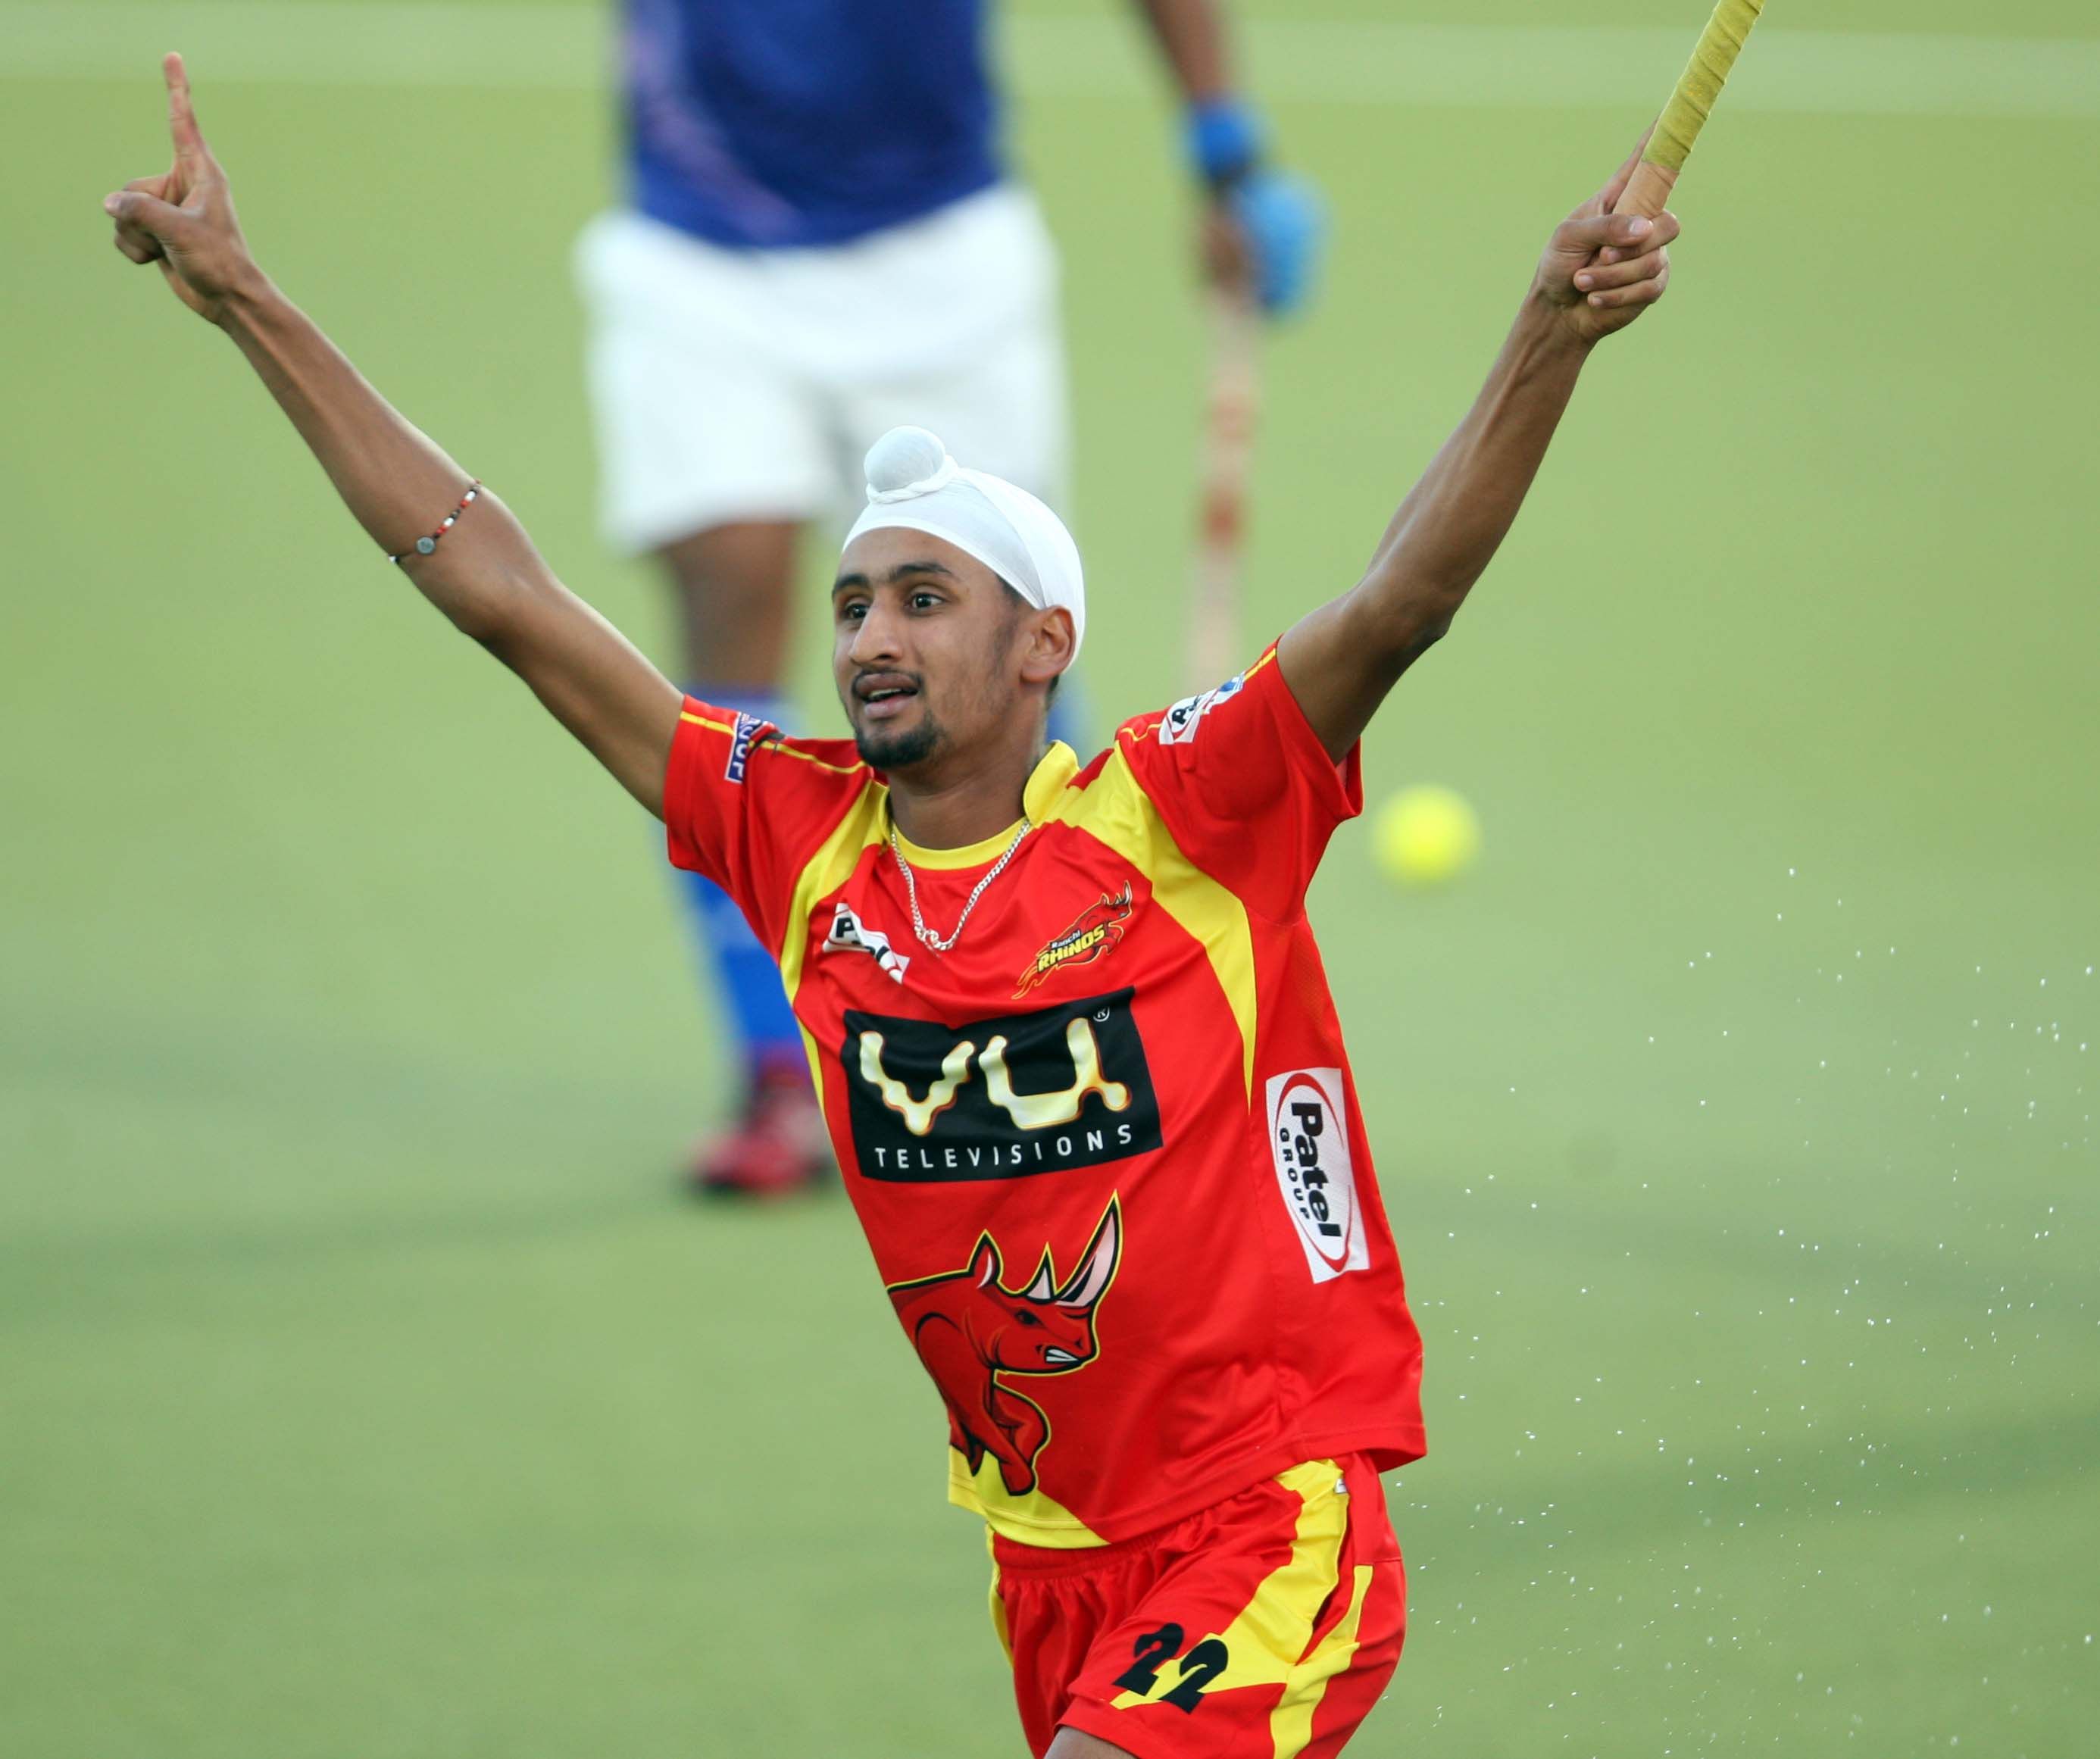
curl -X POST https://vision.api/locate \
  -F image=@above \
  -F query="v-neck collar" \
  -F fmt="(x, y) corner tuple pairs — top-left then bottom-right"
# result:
(886, 742), (1079, 870)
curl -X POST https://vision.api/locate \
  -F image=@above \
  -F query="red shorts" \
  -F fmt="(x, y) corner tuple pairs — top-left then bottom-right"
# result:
(989, 1455), (1405, 1759)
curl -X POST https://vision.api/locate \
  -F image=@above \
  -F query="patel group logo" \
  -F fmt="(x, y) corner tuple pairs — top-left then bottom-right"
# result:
(842, 987), (1161, 1182)
(1266, 1067), (1369, 1281)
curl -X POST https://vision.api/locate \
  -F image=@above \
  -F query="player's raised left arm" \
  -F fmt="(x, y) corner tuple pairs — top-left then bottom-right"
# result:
(1277, 146), (1680, 760)
(103, 55), (682, 816)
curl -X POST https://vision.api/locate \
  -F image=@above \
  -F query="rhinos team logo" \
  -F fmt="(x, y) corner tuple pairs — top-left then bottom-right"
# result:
(842, 988), (1161, 1182)
(1014, 886), (1134, 997)
(887, 1200), (1121, 1495)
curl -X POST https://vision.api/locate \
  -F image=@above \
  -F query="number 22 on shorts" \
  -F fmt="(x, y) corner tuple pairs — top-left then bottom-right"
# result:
(1112, 1623), (1233, 1713)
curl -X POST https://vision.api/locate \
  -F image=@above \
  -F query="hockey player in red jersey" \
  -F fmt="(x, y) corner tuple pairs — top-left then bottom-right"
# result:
(105, 55), (1678, 1754)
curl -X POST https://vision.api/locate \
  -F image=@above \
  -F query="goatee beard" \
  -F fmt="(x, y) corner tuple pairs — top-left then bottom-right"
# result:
(855, 717), (941, 773)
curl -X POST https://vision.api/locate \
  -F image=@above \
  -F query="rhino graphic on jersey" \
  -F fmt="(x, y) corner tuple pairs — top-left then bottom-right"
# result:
(886, 1199), (1122, 1496)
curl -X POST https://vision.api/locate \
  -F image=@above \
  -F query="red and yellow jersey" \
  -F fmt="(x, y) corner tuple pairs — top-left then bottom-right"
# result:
(664, 646), (1425, 1547)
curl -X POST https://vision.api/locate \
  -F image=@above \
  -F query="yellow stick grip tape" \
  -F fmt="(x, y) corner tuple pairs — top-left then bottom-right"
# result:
(1643, 0), (1766, 173)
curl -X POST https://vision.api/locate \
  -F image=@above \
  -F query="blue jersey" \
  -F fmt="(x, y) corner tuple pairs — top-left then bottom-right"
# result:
(623, 0), (1003, 250)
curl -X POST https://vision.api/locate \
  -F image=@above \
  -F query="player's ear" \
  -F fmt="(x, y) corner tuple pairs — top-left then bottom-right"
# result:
(1018, 607), (1076, 689)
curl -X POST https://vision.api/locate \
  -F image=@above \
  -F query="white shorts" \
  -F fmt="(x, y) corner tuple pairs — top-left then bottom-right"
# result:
(576, 186), (1070, 554)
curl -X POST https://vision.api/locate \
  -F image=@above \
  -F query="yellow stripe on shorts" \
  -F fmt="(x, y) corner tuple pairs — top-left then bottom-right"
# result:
(1108, 1458), (1360, 1756)
(1269, 1563), (1376, 1757)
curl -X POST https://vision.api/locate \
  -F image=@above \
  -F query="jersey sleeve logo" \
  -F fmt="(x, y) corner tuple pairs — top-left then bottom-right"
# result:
(723, 711), (777, 783)
(886, 1198), (1121, 1495)
(1266, 1067), (1369, 1281)
(1156, 673), (1243, 746)
(842, 989), (1161, 1181)
(823, 902), (911, 983)
(1014, 884), (1134, 997)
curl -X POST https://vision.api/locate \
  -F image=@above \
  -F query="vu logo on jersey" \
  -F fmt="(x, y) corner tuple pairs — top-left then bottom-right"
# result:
(842, 988), (1162, 1181)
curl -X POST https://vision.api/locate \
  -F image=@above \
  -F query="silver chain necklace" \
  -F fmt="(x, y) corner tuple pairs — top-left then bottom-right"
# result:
(889, 817), (1030, 954)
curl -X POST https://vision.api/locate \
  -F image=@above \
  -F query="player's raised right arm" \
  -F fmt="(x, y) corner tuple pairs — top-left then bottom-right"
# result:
(104, 55), (681, 817)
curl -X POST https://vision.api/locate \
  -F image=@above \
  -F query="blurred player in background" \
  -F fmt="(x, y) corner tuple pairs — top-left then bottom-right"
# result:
(577, 0), (1324, 1197)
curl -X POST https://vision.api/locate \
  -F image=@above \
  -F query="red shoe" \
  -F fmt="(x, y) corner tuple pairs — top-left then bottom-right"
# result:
(687, 1059), (833, 1198)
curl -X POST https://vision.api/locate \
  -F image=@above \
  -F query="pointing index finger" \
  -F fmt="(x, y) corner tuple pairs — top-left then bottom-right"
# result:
(1605, 123), (1659, 203)
(164, 51), (205, 160)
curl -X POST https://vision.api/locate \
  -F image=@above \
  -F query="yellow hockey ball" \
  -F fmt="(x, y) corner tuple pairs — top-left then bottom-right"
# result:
(1372, 784), (1480, 887)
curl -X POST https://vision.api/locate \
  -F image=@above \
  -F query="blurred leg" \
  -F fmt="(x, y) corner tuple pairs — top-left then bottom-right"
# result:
(661, 519), (798, 693)
(661, 516), (805, 1069)
(656, 521), (830, 1194)
(576, 211), (833, 1189)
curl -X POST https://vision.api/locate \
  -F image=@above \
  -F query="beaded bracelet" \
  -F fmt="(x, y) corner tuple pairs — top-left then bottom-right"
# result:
(387, 481), (482, 564)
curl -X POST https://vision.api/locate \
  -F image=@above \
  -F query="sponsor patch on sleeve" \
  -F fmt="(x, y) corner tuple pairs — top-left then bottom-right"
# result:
(723, 712), (776, 783)
(1265, 1067), (1369, 1281)
(1156, 674), (1244, 746)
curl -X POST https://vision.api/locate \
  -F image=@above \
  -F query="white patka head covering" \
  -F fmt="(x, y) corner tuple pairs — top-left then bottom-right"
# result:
(842, 426), (1086, 662)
